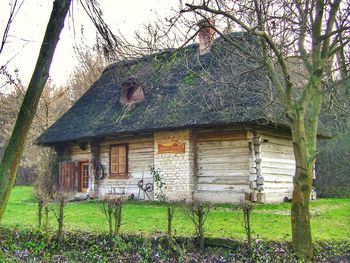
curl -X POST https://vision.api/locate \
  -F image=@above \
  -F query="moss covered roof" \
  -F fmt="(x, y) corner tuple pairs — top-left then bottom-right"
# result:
(37, 32), (288, 145)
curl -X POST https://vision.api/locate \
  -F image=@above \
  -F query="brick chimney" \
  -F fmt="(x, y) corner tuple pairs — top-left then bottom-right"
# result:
(198, 19), (215, 55)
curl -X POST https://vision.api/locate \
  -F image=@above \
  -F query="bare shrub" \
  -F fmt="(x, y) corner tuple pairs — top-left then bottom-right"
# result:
(101, 194), (127, 240)
(34, 186), (51, 229)
(236, 201), (254, 252)
(183, 201), (212, 252)
(33, 149), (57, 230)
(150, 165), (177, 241)
(51, 190), (72, 244)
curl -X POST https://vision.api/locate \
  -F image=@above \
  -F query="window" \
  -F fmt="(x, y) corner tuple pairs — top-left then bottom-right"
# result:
(110, 144), (128, 177)
(120, 78), (144, 104)
(127, 85), (144, 101)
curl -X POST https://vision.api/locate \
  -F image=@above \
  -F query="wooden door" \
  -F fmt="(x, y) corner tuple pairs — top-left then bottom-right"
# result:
(59, 161), (76, 192)
(79, 161), (89, 192)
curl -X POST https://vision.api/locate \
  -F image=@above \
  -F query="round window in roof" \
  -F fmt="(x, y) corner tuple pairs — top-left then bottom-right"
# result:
(120, 78), (144, 104)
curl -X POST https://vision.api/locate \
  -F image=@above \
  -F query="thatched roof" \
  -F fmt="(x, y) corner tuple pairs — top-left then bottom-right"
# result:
(37, 32), (288, 146)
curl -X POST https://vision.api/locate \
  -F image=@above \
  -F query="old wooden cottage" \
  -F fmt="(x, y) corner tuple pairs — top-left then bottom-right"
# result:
(37, 30), (302, 203)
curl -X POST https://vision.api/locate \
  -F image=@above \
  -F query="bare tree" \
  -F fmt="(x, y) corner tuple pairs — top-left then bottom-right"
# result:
(180, 0), (350, 259)
(0, 0), (26, 91)
(0, 0), (72, 221)
(0, 0), (126, 222)
(0, 0), (25, 56)
(68, 49), (107, 101)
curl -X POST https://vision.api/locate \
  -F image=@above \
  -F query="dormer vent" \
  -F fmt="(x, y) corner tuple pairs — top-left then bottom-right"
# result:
(120, 78), (144, 104)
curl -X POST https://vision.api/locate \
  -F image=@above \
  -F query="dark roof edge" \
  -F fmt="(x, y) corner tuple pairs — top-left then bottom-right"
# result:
(36, 119), (300, 147)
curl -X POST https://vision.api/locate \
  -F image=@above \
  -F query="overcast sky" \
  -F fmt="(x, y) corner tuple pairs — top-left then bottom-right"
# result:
(0, 0), (187, 87)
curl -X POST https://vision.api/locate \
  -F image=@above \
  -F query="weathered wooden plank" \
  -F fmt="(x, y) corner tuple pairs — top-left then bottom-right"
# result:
(257, 131), (292, 140)
(263, 169), (294, 176)
(263, 174), (293, 182)
(264, 192), (292, 203)
(197, 131), (247, 142)
(71, 145), (91, 153)
(262, 139), (293, 147)
(197, 151), (250, 158)
(198, 162), (249, 169)
(263, 151), (293, 158)
(194, 191), (246, 203)
(129, 167), (152, 173)
(198, 176), (249, 184)
(198, 170), (250, 177)
(129, 150), (154, 156)
(262, 162), (295, 169)
(128, 156), (153, 162)
(198, 162), (248, 169)
(100, 136), (153, 146)
(71, 154), (90, 161)
(197, 140), (248, 148)
(71, 148), (90, 154)
(128, 161), (153, 167)
(129, 150), (154, 155)
(262, 157), (295, 164)
(263, 144), (293, 153)
(198, 148), (249, 156)
(263, 181), (293, 188)
(261, 167), (295, 175)
(198, 155), (249, 162)
(197, 184), (250, 191)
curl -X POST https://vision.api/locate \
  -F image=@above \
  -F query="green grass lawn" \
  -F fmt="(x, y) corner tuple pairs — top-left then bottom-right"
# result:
(2, 186), (350, 241)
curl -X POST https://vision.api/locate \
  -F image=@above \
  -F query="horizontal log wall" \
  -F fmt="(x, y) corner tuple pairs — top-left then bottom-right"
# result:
(194, 130), (251, 203)
(67, 127), (296, 203)
(98, 136), (154, 199)
(71, 144), (91, 161)
(69, 136), (154, 200)
(258, 131), (295, 203)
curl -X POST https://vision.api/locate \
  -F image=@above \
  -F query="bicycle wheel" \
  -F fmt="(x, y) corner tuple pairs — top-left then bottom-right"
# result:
(145, 183), (154, 192)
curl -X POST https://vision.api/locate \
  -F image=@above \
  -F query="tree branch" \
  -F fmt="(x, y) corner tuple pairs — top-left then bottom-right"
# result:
(321, 0), (341, 59)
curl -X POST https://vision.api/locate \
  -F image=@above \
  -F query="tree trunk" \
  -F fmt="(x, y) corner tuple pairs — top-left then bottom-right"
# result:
(57, 198), (65, 244)
(44, 206), (49, 231)
(38, 199), (43, 228)
(167, 206), (174, 238)
(244, 209), (251, 252)
(108, 209), (113, 241)
(114, 206), (122, 235)
(290, 118), (315, 260)
(198, 205), (205, 252)
(0, 0), (71, 221)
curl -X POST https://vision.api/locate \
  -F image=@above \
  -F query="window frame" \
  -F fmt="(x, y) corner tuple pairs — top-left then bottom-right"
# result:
(119, 78), (144, 104)
(109, 144), (129, 178)
(78, 160), (89, 192)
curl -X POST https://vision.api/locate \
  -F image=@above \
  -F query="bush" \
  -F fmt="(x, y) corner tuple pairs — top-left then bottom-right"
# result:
(182, 201), (212, 252)
(1, 227), (349, 262)
(100, 194), (127, 240)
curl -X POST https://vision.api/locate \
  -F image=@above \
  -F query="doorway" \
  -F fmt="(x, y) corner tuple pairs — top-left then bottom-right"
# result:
(79, 161), (89, 192)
